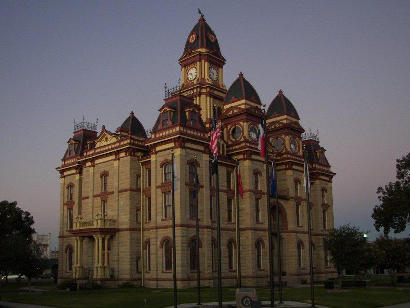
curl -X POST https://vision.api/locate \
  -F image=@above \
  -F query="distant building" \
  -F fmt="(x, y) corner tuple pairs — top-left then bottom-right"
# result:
(57, 14), (336, 287)
(32, 233), (51, 259)
(50, 249), (59, 260)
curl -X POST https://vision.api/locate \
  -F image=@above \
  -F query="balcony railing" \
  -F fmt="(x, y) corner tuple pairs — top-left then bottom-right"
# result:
(73, 214), (116, 230)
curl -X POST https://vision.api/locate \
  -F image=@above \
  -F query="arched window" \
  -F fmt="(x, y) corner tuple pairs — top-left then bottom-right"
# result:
(101, 174), (108, 192)
(297, 241), (304, 268)
(66, 246), (73, 272)
(256, 241), (263, 270)
(189, 239), (199, 271)
(228, 241), (235, 270)
(163, 239), (172, 271)
(254, 173), (259, 190)
(145, 241), (151, 272)
(164, 163), (172, 182)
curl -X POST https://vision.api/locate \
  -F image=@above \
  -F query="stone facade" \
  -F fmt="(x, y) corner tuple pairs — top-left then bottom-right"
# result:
(57, 15), (336, 287)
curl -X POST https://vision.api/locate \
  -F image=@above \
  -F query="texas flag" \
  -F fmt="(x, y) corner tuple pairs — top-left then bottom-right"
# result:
(258, 124), (265, 157)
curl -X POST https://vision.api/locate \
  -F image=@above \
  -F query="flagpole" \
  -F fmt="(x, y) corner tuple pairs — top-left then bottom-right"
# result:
(171, 150), (177, 308)
(274, 160), (283, 304)
(210, 106), (223, 308)
(262, 111), (275, 307)
(235, 160), (241, 288)
(194, 155), (201, 305)
(304, 146), (315, 308)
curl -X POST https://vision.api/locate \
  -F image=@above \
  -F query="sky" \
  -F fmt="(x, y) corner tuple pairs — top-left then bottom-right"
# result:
(0, 1), (409, 249)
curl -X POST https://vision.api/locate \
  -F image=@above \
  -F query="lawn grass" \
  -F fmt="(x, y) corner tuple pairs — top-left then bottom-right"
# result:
(1, 280), (410, 308)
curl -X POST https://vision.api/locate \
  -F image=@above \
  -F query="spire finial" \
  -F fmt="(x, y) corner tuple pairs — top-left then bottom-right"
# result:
(198, 8), (204, 19)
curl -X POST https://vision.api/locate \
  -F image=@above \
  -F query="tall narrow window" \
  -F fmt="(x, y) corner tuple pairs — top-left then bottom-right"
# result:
(254, 173), (259, 190)
(296, 203), (301, 226)
(66, 246), (73, 272)
(164, 163), (172, 182)
(228, 241), (235, 270)
(136, 207), (140, 224)
(67, 208), (73, 230)
(255, 198), (261, 223)
(226, 170), (232, 190)
(295, 181), (300, 197)
(162, 112), (169, 128)
(322, 209), (327, 230)
(256, 241), (263, 270)
(189, 190), (197, 219)
(67, 185), (73, 201)
(163, 239), (172, 271)
(227, 198), (233, 222)
(190, 239), (198, 271)
(322, 189), (327, 204)
(101, 200), (107, 216)
(147, 169), (151, 186)
(101, 174), (108, 192)
(163, 192), (172, 218)
(145, 241), (151, 272)
(297, 242), (303, 268)
(189, 163), (197, 182)
(146, 197), (151, 222)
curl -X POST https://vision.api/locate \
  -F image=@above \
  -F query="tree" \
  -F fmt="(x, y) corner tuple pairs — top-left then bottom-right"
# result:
(0, 201), (35, 281)
(375, 236), (410, 284)
(324, 224), (370, 276)
(372, 153), (410, 235)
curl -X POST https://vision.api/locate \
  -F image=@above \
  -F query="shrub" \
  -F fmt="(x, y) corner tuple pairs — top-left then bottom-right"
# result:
(118, 282), (134, 288)
(57, 280), (77, 291)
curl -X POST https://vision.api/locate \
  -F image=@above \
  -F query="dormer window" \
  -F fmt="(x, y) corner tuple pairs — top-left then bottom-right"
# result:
(162, 112), (169, 128)
(189, 112), (197, 126)
(68, 144), (74, 156)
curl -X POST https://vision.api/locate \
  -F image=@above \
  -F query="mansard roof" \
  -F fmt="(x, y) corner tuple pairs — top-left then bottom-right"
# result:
(117, 111), (147, 138)
(181, 15), (224, 60)
(267, 89), (300, 120)
(224, 73), (261, 105)
(303, 139), (330, 167)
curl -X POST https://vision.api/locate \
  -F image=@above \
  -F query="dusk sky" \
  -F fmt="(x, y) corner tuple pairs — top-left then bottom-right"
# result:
(1, 1), (409, 249)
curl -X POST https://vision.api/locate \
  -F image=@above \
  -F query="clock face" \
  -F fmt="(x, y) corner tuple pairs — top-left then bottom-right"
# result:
(248, 126), (259, 141)
(231, 126), (242, 140)
(209, 67), (218, 81)
(272, 138), (284, 152)
(290, 138), (298, 153)
(187, 67), (197, 81)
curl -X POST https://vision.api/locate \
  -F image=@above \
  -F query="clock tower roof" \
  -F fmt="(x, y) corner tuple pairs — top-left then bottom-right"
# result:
(180, 15), (224, 60)
(267, 89), (300, 120)
(224, 72), (262, 105)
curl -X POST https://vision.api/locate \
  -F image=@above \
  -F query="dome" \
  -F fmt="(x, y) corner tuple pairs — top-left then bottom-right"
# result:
(181, 15), (223, 59)
(266, 90), (300, 120)
(117, 111), (147, 138)
(224, 72), (261, 105)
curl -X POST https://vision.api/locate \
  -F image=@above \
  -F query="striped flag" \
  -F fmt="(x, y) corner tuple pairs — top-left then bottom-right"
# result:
(210, 106), (221, 160)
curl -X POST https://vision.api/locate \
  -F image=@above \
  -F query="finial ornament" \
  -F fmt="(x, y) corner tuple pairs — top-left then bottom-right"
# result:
(198, 8), (204, 18)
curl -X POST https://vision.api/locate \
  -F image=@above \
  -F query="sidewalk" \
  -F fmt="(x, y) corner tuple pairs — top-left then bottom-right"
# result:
(165, 301), (328, 307)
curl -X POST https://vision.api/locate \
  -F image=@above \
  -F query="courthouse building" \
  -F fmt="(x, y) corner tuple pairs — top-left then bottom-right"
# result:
(57, 15), (336, 287)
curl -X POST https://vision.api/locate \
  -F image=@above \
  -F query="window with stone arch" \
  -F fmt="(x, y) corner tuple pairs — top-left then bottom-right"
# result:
(227, 240), (236, 271)
(65, 245), (73, 272)
(163, 163), (172, 182)
(297, 240), (304, 269)
(162, 238), (172, 271)
(255, 239), (264, 270)
(66, 184), (74, 201)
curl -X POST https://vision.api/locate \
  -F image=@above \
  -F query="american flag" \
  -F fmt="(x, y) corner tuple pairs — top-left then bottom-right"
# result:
(210, 106), (221, 160)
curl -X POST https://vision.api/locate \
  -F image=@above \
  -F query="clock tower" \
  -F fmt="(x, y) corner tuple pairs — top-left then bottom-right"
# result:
(179, 14), (227, 127)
